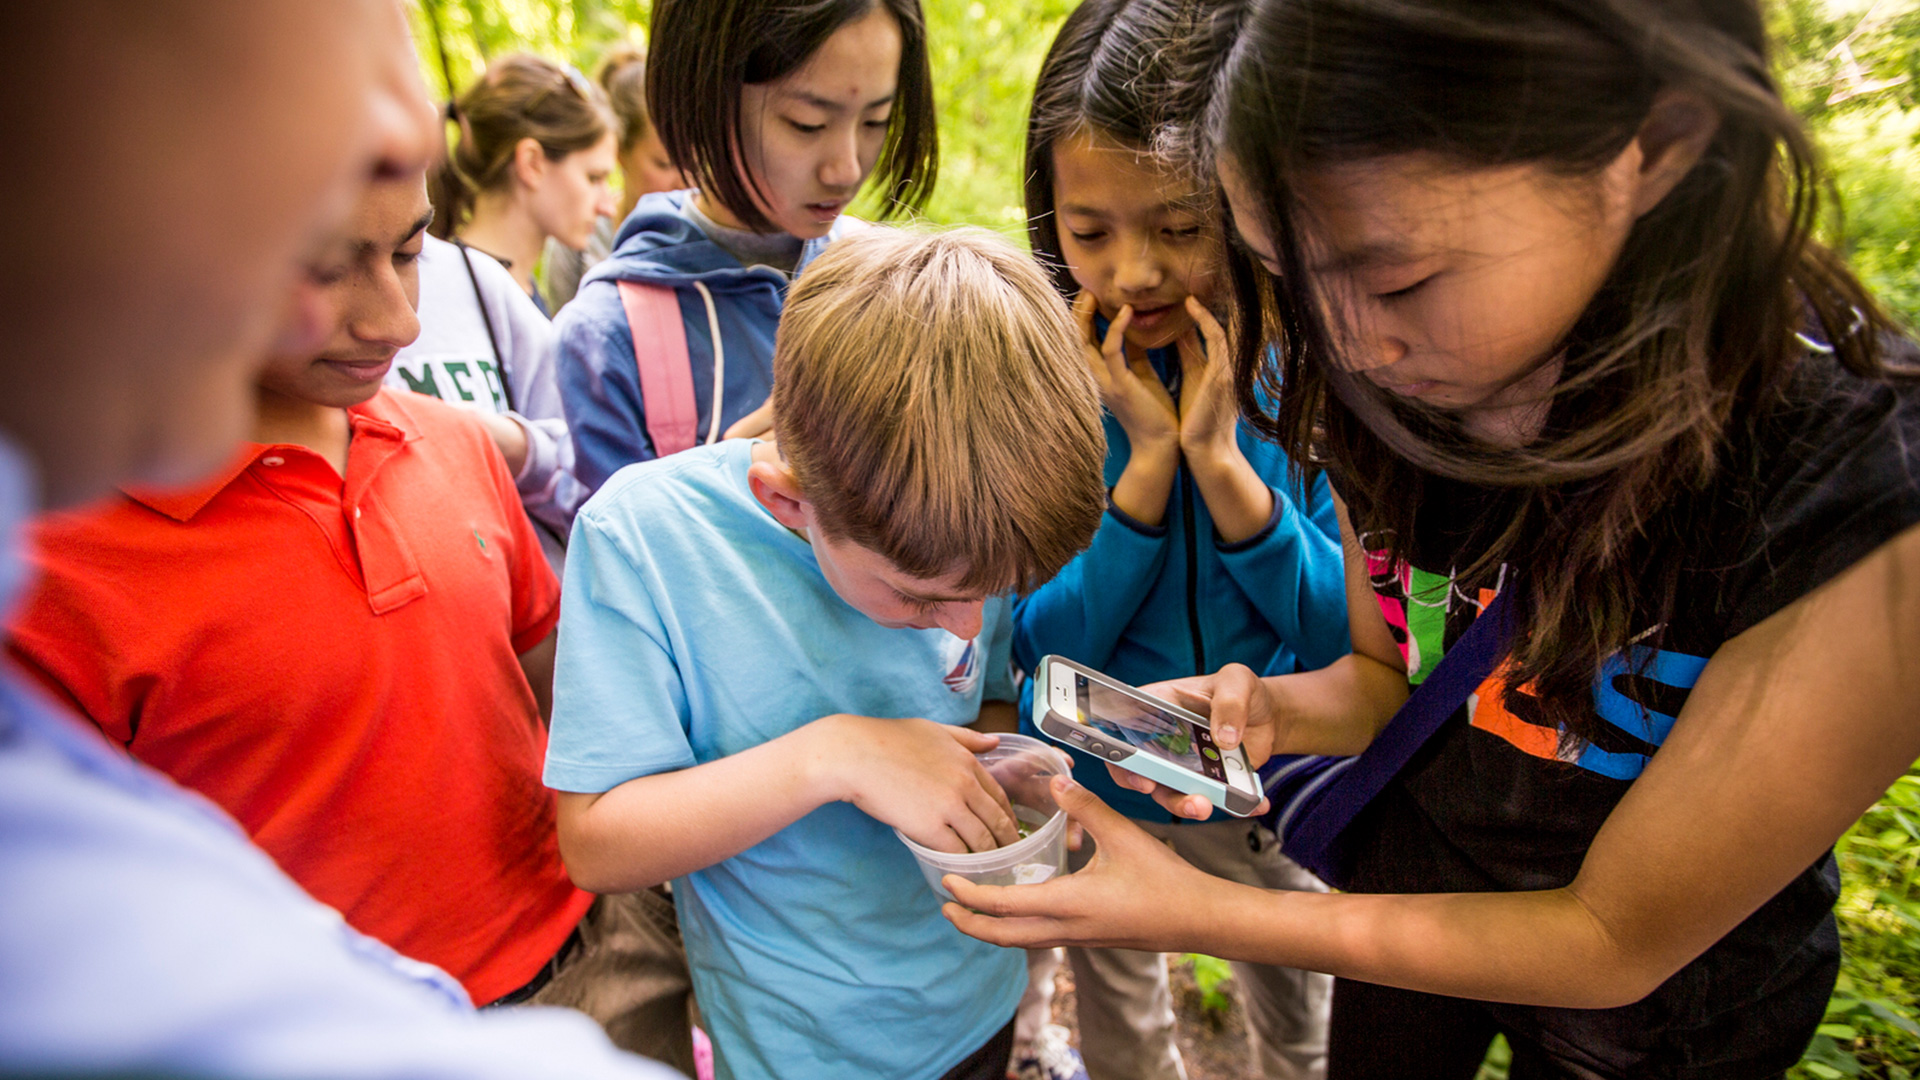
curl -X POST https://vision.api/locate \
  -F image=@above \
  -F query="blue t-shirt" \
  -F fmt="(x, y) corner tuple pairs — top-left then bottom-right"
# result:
(546, 439), (1024, 1080)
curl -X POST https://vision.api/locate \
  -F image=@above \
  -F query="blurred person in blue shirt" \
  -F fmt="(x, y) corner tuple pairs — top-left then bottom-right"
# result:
(0, 4), (682, 1076)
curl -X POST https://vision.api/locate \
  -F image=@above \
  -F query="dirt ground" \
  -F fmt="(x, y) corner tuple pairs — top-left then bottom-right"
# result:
(1045, 960), (1503, 1080)
(1044, 954), (1258, 1080)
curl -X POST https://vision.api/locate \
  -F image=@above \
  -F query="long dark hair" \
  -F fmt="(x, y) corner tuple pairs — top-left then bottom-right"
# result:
(648, 0), (938, 233)
(1023, 0), (1247, 298)
(429, 54), (613, 240)
(1217, 0), (1901, 741)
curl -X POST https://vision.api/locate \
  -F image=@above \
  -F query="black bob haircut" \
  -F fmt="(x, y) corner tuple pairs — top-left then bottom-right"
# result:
(648, 0), (938, 232)
(1023, 0), (1245, 299)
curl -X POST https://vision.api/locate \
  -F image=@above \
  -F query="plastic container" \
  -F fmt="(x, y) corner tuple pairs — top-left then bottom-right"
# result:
(896, 732), (1073, 902)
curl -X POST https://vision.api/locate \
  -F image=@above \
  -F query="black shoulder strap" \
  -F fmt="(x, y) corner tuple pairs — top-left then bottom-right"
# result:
(452, 240), (517, 414)
(1280, 587), (1516, 885)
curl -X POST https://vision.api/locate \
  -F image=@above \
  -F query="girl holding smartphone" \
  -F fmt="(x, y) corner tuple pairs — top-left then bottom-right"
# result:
(948, 1), (1920, 1077)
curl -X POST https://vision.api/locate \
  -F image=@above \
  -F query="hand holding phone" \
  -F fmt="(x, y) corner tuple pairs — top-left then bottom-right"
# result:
(1137, 664), (1281, 764)
(1033, 656), (1265, 818)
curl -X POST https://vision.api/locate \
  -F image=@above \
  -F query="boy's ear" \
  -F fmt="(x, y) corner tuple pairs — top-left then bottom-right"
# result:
(1624, 89), (1720, 219)
(747, 457), (811, 530)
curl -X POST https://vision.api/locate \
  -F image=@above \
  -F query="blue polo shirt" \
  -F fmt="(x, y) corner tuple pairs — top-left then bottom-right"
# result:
(546, 439), (1024, 1080)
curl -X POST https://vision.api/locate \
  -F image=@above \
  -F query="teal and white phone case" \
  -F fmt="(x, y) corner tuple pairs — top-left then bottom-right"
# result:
(1034, 655), (1263, 818)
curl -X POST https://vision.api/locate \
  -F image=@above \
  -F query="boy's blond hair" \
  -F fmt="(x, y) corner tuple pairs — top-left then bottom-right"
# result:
(774, 226), (1106, 593)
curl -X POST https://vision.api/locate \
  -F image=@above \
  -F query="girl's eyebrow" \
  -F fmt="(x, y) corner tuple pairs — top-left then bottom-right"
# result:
(1058, 200), (1195, 219)
(778, 89), (898, 113)
(1312, 239), (1425, 275)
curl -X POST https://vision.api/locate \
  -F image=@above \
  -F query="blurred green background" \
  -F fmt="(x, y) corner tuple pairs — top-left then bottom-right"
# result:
(409, 1), (1920, 1076)
(408, 0), (1919, 324)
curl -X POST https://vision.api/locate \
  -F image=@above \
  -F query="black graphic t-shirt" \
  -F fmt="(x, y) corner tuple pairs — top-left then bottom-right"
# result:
(1336, 342), (1920, 1078)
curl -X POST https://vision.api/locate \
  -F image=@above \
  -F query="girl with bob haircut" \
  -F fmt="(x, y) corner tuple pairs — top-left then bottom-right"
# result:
(553, 0), (938, 495)
(1011, 1), (1346, 1077)
(430, 53), (619, 314)
(948, 1), (1920, 1077)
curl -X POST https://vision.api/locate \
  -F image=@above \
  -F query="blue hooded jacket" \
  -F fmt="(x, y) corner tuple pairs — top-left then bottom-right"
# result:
(554, 190), (856, 494)
(1013, 337), (1351, 823)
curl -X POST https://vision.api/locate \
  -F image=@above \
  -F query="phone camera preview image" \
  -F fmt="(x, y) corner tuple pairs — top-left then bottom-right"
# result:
(1075, 674), (1227, 782)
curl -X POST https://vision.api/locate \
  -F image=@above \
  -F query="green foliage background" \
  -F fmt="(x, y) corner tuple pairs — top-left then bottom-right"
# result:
(1773, 0), (1920, 332)
(408, 1), (1920, 1074)
(408, 0), (1080, 237)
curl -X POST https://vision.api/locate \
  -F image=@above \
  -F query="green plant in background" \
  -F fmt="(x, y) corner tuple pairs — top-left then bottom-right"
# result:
(1179, 953), (1237, 1022)
(1770, 0), (1920, 329)
(1775, 7), (1920, 1072)
(1820, 104), (1920, 324)
(408, 0), (1071, 240)
(1794, 768), (1920, 1080)
(1474, 1035), (1514, 1080)
(910, 0), (1075, 234)
(409, 0), (652, 100)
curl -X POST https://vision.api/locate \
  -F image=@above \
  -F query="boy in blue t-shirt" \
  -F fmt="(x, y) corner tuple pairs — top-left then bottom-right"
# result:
(544, 227), (1109, 1080)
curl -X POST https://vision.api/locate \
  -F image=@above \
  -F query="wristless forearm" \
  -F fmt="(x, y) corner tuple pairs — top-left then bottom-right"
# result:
(1264, 656), (1410, 756)
(1198, 883), (1654, 1010)
(1111, 440), (1180, 526)
(1184, 445), (1273, 544)
(557, 721), (839, 892)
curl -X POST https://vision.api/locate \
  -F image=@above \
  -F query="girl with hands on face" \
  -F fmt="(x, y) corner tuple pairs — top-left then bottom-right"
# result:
(1074, 289), (1279, 547)
(1073, 290), (1181, 528)
(1003, 3), (1352, 1078)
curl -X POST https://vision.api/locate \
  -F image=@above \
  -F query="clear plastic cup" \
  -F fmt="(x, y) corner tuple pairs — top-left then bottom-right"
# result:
(896, 732), (1073, 902)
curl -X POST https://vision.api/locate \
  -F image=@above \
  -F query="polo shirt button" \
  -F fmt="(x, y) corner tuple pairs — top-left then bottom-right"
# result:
(259, 455), (285, 467)
(353, 506), (363, 519)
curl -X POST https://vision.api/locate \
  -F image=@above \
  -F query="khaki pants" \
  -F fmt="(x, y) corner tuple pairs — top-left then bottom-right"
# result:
(529, 887), (697, 1075)
(1019, 819), (1331, 1080)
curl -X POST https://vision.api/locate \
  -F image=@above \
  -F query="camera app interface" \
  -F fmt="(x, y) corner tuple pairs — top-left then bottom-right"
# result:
(1075, 674), (1226, 781)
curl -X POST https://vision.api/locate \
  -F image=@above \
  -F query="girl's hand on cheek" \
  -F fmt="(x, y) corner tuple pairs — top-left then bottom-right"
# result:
(1075, 290), (1179, 451)
(941, 775), (1218, 952)
(1174, 297), (1242, 461)
(1172, 297), (1275, 542)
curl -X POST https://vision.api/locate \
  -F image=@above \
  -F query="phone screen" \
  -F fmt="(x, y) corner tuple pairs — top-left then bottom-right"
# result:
(1075, 674), (1226, 781)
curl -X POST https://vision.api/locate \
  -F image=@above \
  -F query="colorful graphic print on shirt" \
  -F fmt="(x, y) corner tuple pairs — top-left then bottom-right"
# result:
(1364, 539), (1705, 781)
(941, 635), (981, 695)
(391, 357), (508, 412)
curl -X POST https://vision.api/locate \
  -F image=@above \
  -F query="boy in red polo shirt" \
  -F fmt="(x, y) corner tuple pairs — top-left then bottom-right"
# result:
(9, 172), (694, 1073)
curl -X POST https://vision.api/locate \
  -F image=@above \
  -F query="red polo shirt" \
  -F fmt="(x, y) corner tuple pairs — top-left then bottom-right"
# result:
(10, 389), (590, 1005)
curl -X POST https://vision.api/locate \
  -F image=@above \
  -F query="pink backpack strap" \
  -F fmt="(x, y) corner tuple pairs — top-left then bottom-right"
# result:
(616, 280), (699, 458)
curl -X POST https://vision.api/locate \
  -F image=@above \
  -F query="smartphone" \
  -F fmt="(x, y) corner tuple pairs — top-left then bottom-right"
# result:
(1033, 655), (1262, 818)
